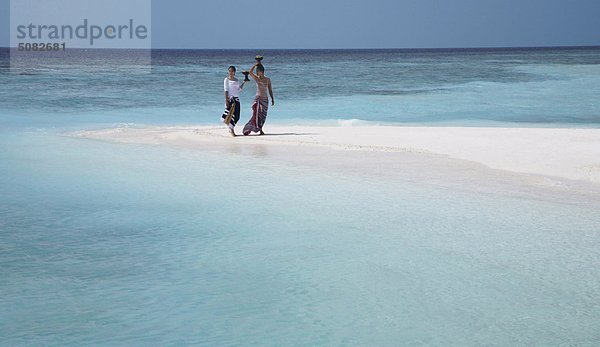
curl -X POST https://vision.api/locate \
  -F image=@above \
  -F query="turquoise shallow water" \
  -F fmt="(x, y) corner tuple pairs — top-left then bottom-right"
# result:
(2, 48), (600, 345)
(2, 128), (600, 345)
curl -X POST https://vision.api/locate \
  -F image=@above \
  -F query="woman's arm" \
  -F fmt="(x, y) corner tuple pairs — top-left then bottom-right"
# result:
(268, 79), (274, 106)
(224, 78), (229, 107)
(248, 64), (259, 80)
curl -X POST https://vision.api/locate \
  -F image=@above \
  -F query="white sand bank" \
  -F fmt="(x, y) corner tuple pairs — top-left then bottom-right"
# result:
(72, 125), (600, 203)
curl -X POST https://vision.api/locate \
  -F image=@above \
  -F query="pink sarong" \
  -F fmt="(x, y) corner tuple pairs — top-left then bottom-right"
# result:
(243, 96), (269, 135)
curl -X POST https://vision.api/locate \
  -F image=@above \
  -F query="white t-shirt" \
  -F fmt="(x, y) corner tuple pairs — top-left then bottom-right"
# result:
(224, 77), (242, 98)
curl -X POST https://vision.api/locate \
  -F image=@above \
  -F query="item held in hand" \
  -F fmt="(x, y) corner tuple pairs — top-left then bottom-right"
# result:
(242, 71), (250, 81)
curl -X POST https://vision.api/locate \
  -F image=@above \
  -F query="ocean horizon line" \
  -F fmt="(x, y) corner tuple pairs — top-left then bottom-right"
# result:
(1, 45), (600, 52)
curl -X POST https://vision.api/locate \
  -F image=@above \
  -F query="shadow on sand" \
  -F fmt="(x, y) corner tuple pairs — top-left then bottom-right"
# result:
(241, 133), (317, 137)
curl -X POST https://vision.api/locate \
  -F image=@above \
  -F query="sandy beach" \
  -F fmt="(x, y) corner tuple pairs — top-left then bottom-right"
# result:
(73, 125), (600, 203)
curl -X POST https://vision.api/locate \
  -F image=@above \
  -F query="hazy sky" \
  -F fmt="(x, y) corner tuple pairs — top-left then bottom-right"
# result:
(1, 0), (599, 48)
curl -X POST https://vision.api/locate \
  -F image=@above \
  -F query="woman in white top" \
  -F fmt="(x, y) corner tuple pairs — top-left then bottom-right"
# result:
(222, 66), (246, 136)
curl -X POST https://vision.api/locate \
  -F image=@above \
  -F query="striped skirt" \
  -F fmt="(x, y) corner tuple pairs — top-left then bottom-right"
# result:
(221, 97), (240, 129)
(243, 96), (269, 135)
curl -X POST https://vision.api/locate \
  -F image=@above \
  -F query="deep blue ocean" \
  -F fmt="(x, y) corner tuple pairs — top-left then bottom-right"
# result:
(2, 48), (600, 346)
(2, 47), (600, 128)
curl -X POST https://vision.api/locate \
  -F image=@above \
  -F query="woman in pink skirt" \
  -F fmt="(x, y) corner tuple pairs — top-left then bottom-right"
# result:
(243, 63), (274, 136)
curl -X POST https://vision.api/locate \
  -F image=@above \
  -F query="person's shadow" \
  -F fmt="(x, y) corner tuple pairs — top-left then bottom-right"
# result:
(244, 132), (317, 136)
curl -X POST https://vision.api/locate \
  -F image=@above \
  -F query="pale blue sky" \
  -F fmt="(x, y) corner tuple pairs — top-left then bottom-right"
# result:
(1, 0), (599, 48)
